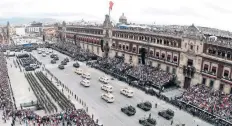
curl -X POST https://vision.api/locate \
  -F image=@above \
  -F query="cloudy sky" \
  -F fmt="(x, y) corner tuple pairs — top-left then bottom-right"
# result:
(0, 0), (231, 31)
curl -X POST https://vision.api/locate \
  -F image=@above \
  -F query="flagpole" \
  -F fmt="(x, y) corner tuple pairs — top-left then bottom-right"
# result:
(108, 7), (111, 21)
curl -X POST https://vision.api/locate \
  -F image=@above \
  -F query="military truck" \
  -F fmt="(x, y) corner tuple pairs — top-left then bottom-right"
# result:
(58, 65), (65, 70)
(139, 117), (156, 126)
(158, 109), (174, 120)
(121, 105), (136, 116)
(137, 101), (152, 111)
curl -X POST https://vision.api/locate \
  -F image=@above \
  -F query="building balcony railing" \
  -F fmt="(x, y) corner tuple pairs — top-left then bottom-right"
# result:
(221, 76), (232, 84)
(183, 65), (196, 78)
(201, 70), (217, 79)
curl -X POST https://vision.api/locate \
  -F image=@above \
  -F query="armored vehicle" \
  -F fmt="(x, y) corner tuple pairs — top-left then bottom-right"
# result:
(121, 105), (136, 116)
(54, 56), (59, 60)
(73, 62), (80, 68)
(139, 117), (156, 126)
(61, 60), (67, 65)
(137, 101), (152, 111)
(158, 109), (174, 120)
(25, 66), (35, 71)
(58, 65), (65, 70)
(64, 57), (69, 62)
(51, 60), (56, 64)
(50, 54), (57, 58)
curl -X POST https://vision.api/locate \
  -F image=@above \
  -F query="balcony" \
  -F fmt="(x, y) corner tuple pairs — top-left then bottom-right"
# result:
(183, 65), (196, 78)
(201, 70), (217, 79)
(221, 76), (232, 84)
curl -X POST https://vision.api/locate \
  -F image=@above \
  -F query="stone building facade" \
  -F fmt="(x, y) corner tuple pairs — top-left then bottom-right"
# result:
(57, 15), (232, 94)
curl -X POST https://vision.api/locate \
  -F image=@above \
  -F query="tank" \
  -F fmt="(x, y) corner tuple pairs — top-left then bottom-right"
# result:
(51, 59), (56, 64)
(58, 65), (65, 70)
(139, 117), (156, 126)
(137, 101), (152, 111)
(61, 60), (67, 65)
(73, 62), (80, 68)
(50, 54), (57, 58)
(158, 109), (174, 120)
(64, 57), (69, 62)
(54, 56), (59, 60)
(121, 105), (136, 116)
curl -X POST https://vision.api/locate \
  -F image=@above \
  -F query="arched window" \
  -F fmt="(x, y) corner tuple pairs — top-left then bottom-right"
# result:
(212, 48), (216, 55)
(156, 52), (159, 58)
(132, 47), (136, 52)
(119, 44), (122, 49)
(222, 51), (226, 57)
(112, 43), (115, 47)
(203, 64), (209, 71)
(126, 45), (129, 50)
(227, 52), (231, 59)
(122, 45), (125, 50)
(150, 51), (153, 56)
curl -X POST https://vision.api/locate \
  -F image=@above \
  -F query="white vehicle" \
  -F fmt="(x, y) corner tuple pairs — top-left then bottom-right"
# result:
(99, 76), (110, 84)
(42, 53), (46, 57)
(48, 50), (52, 53)
(46, 51), (49, 55)
(101, 84), (113, 92)
(75, 68), (83, 75)
(120, 88), (134, 97)
(82, 72), (91, 79)
(80, 79), (90, 87)
(38, 51), (42, 54)
(101, 93), (114, 103)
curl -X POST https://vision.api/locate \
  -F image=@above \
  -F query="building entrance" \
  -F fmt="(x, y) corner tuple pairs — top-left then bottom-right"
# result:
(184, 77), (191, 89)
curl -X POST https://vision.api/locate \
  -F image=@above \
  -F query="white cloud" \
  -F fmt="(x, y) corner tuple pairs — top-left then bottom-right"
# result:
(0, 0), (231, 31)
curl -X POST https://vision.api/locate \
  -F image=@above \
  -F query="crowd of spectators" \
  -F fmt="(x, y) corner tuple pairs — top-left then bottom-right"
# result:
(126, 64), (173, 86)
(0, 45), (98, 125)
(0, 52), (14, 116)
(179, 84), (232, 122)
(52, 41), (98, 61)
(89, 57), (175, 89)
(12, 109), (96, 126)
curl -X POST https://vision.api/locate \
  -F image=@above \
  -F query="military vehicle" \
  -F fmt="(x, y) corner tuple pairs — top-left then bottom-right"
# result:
(73, 62), (80, 68)
(51, 59), (56, 64)
(139, 117), (156, 126)
(58, 65), (65, 70)
(158, 109), (174, 120)
(121, 105), (136, 116)
(137, 101), (152, 111)
(64, 57), (69, 62)
(61, 60), (67, 65)
(54, 56), (59, 60)
(25, 66), (35, 71)
(50, 54), (57, 58)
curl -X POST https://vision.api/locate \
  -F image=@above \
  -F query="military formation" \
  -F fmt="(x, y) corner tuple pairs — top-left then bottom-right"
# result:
(24, 72), (58, 113)
(34, 71), (75, 110)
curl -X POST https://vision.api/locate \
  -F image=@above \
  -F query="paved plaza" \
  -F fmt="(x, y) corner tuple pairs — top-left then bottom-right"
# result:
(30, 50), (212, 126)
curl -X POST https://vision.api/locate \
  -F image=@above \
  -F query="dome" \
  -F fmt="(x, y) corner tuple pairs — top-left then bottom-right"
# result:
(119, 13), (127, 20)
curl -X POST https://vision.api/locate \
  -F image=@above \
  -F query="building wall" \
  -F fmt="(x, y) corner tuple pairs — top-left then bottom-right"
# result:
(58, 23), (232, 94)
(15, 27), (26, 36)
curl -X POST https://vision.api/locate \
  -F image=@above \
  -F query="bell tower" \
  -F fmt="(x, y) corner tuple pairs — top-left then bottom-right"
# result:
(6, 21), (10, 44)
(62, 21), (66, 42)
(102, 15), (113, 58)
